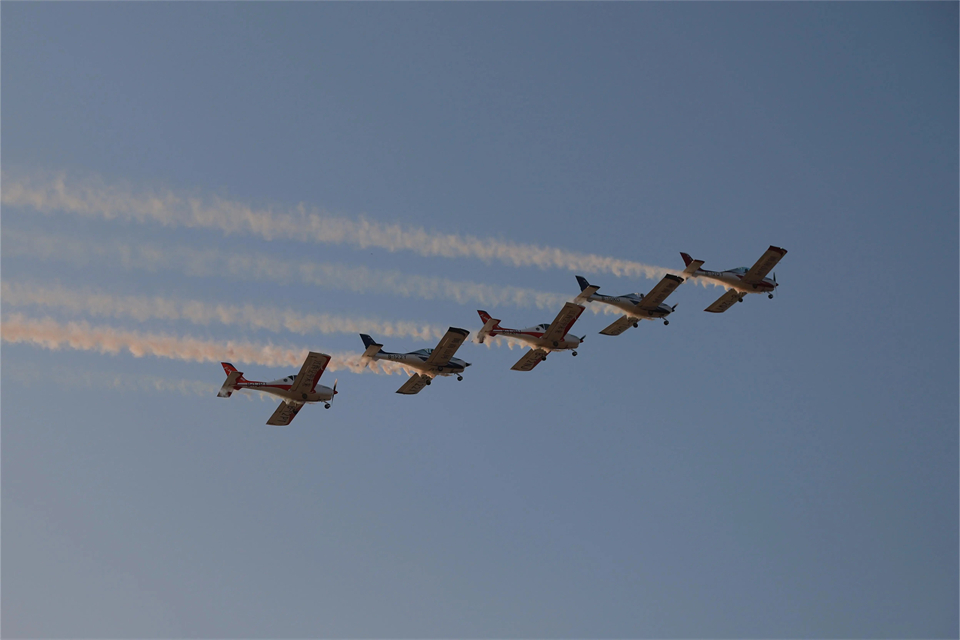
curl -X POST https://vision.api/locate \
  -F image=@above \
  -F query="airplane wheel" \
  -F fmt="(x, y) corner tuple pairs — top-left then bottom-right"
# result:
(457, 375), (463, 381)
(302, 393), (308, 400)
(663, 320), (669, 326)
(768, 294), (774, 299)
(425, 378), (431, 385)
(738, 298), (744, 303)
(324, 403), (331, 409)
(572, 351), (578, 356)
(437, 366), (444, 372)
(553, 341), (559, 347)
(633, 323), (639, 328)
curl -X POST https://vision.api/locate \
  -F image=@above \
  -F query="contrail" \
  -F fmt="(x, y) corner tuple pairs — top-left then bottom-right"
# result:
(1, 281), (449, 342)
(0, 313), (414, 376)
(3, 171), (673, 279)
(2, 229), (624, 312)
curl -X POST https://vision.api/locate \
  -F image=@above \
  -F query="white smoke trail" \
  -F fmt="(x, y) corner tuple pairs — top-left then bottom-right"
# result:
(0, 313), (415, 375)
(1, 281), (448, 342)
(2, 229), (624, 314)
(5, 361), (278, 401)
(3, 171), (673, 279)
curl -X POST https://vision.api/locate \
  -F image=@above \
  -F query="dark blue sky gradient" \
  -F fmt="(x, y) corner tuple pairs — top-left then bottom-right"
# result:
(3, 4), (957, 637)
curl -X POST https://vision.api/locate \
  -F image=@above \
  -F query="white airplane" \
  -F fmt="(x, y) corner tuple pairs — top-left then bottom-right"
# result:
(217, 352), (337, 426)
(681, 245), (787, 313)
(360, 327), (471, 395)
(476, 301), (586, 372)
(574, 273), (684, 336)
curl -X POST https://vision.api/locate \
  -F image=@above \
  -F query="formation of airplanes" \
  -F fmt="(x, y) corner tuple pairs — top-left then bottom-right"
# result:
(218, 246), (786, 424)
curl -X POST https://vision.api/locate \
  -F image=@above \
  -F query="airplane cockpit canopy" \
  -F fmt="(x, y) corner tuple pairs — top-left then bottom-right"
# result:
(412, 348), (433, 356)
(730, 267), (749, 273)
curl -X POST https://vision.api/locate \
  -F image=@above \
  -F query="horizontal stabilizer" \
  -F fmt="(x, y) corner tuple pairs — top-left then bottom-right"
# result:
(218, 371), (243, 397)
(573, 275), (600, 303)
(680, 253), (705, 276)
(476, 310), (501, 344)
(359, 334), (384, 358)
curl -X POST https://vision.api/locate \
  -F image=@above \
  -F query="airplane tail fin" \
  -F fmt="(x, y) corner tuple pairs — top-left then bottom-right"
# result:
(218, 362), (246, 398)
(573, 275), (601, 303)
(359, 334), (385, 359)
(680, 252), (705, 276)
(476, 310), (501, 344)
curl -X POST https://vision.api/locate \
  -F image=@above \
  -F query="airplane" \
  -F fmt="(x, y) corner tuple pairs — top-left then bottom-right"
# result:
(476, 301), (586, 372)
(217, 352), (337, 426)
(360, 327), (471, 395)
(574, 273), (684, 336)
(680, 245), (787, 313)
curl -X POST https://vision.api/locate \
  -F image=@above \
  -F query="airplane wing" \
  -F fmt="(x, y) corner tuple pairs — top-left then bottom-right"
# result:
(541, 302), (585, 344)
(396, 373), (431, 395)
(599, 315), (636, 336)
(742, 246), (787, 284)
(638, 274), (684, 311)
(266, 401), (304, 426)
(705, 289), (742, 313)
(290, 352), (332, 397)
(511, 348), (548, 372)
(424, 327), (470, 368)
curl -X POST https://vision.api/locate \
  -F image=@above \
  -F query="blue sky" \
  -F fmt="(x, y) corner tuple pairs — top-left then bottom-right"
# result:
(2, 3), (957, 638)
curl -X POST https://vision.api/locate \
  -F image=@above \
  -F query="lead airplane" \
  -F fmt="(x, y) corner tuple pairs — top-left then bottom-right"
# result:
(574, 273), (684, 335)
(360, 327), (471, 394)
(217, 352), (337, 426)
(476, 301), (586, 371)
(681, 246), (787, 313)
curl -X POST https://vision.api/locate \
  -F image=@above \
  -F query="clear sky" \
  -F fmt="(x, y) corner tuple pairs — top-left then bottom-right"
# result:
(2, 3), (957, 638)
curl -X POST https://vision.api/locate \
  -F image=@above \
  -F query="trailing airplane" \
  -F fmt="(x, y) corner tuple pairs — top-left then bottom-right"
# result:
(217, 352), (337, 426)
(360, 327), (471, 395)
(574, 273), (684, 336)
(476, 301), (586, 372)
(681, 245), (787, 313)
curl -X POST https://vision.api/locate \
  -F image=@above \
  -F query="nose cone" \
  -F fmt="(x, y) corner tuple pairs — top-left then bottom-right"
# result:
(464, 362), (472, 367)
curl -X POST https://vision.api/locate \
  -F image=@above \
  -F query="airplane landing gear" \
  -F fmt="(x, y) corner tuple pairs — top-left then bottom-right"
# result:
(738, 297), (744, 303)
(572, 351), (578, 356)
(324, 403), (331, 409)
(663, 320), (669, 326)
(457, 375), (463, 381)
(553, 341), (559, 347)
(633, 322), (639, 328)
(424, 377), (432, 385)
(768, 293), (774, 299)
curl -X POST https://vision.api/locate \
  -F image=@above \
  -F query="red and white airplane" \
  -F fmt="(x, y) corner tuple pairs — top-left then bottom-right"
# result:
(681, 245), (787, 313)
(574, 273), (684, 335)
(217, 351), (337, 426)
(476, 301), (586, 371)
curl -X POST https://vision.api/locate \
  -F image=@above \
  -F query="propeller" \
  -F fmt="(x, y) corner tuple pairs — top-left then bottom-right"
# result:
(324, 379), (338, 409)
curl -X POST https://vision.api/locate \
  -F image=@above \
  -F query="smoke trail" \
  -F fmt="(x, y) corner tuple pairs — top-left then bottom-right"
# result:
(1, 281), (448, 342)
(0, 313), (414, 375)
(3, 171), (673, 279)
(2, 229), (623, 314)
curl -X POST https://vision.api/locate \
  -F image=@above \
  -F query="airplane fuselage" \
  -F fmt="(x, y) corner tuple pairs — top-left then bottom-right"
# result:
(236, 379), (336, 404)
(586, 293), (674, 319)
(692, 269), (777, 295)
(368, 352), (469, 376)
(493, 328), (581, 352)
